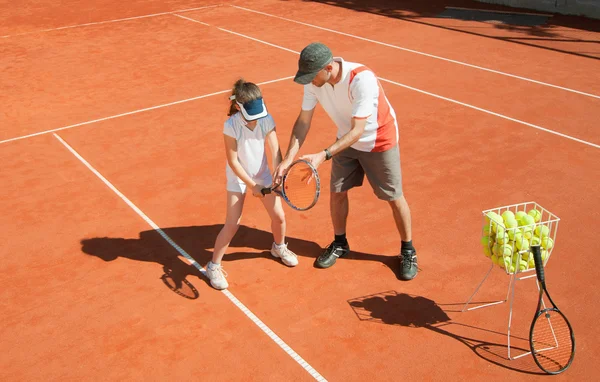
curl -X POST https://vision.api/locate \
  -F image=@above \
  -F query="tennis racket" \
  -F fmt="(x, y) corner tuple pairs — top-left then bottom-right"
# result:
(529, 245), (575, 374)
(261, 159), (320, 211)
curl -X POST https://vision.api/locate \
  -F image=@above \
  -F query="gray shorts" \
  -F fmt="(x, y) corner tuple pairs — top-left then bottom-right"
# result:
(331, 144), (403, 201)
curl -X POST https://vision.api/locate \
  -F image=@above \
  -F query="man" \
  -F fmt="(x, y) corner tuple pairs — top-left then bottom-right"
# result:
(274, 42), (418, 280)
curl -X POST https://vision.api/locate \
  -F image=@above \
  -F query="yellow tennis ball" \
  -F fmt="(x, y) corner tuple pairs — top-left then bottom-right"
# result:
(491, 255), (499, 265)
(486, 212), (503, 232)
(512, 230), (523, 243)
(502, 211), (516, 223)
(521, 226), (533, 239)
(482, 224), (492, 237)
(535, 225), (550, 238)
(519, 259), (529, 271)
(515, 211), (528, 223)
(541, 237), (554, 250)
(509, 264), (516, 274)
(516, 237), (530, 251)
(541, 250), (549, 262)
(530, 236), (541, 246)
(528, 257), (535, 269)
(499, 244), (513, 257)
(528, 209), (542, 223)
(496, 230), (509, 244)
(504, 218), (518, 229)
(520, 214), (535, 227)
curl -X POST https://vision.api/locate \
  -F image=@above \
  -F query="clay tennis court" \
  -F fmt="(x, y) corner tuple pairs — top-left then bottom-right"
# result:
(2, 0), (599, 380)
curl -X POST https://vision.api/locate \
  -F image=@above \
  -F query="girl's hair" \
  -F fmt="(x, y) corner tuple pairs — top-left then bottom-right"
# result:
(228, 79), (263, 117)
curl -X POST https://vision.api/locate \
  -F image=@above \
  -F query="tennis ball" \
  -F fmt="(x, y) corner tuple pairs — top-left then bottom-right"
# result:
(528, 257), (535, 269)
(541, 237), (554, 250)
(491, 255), (499, 266)
(509, 264), (516, 274)
(528, 209), (542, 223)
(502, 256), (511, 269)
(482, 224), (492, 237)
(512, 230), (523, 243)
(521, 226), (533, 240)
(516, 237), (530, 251)
(502, 211), (515, 223)
(541, 250), (549, 262)
(499, 244), (513, 258)
(515, 211), (528, 223)
(519, 259), (529, 272)
(486, 212), (503, 232)
(520, 214), (535, 227)
(504, 218), (518, 229)
(534, 225), (550, 238)
(496, 230), (509, 244)
(530, 236), (541, 246)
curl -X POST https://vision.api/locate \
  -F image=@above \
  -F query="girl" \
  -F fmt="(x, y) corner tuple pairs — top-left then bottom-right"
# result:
(206, 79), (298, 290)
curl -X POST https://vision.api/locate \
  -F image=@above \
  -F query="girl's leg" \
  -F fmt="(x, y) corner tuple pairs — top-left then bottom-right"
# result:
(261, 192), (285, 244)
(261, 194), (298, 267)
(212, 191), (245, 264)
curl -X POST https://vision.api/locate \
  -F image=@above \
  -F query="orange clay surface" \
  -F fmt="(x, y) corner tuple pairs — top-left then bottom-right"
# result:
(1, 0), (599, 380)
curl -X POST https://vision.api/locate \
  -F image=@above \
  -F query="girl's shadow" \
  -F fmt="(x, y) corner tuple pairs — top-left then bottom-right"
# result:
(80, 225), (401, 297)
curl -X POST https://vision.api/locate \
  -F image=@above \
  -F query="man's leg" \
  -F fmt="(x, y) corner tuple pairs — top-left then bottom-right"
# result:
(360, 145), (418, 280)
(314, 148), (362, 269)
(388, 195), (411, 241)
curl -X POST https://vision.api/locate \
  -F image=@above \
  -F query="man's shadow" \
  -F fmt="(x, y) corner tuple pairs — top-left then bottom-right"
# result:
(348, 291), (545, 375)
(81, 225), (404, 298)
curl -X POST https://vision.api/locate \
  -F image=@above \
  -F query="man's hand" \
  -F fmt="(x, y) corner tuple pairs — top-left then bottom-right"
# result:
(273, 158), (292, 187)
(299, 151), (327, 170)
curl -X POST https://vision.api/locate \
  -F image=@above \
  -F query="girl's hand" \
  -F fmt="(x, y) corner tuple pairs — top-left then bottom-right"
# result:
(251, 183), (265, 198)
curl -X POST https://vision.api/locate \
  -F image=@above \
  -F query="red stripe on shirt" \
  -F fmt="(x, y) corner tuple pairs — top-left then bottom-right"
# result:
(349, 66), (397, 152)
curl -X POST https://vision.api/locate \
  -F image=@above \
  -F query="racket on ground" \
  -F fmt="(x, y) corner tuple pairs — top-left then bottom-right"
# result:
(261, 159), (320, 211)
(529, 245), (575, 374)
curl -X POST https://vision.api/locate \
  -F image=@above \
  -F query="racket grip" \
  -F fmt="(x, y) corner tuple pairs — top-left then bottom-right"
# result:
(531, 245), (545, 283)
(261, 188), (272, 195)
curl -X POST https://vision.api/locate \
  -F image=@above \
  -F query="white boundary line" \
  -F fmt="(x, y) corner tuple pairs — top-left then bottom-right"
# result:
(175, 14), (600, 150)
(231, 5), (600, 100)
(444, 6), (554, 17)
(0, 4), (221, 38)
(53, 133), (327, 382)
(0, 76), (293, 145)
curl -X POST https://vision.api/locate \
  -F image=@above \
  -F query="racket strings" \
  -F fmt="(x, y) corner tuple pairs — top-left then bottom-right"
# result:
(531, 310), (574, 372)
(284, 163), (318, 210)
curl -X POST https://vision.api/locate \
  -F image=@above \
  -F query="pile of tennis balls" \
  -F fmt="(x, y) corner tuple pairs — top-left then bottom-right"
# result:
(481, 208), (554, 274)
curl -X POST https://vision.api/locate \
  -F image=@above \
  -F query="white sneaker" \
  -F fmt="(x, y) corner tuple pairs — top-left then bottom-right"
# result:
(206, 262), (229, 290)
(271, 243), (299, 267)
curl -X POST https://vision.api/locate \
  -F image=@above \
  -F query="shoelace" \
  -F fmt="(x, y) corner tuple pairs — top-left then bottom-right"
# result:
(401, 251), (416, 268)
(211, 266), (228, 279)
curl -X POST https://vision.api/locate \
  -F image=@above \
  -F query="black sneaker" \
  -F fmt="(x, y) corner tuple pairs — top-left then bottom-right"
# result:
(399, 248), (418, 280)
(315, 241), (350, 268)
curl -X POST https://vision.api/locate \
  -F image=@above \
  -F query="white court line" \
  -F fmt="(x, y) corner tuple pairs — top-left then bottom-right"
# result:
(173, 14), (299, 54)
(53, 133), (327, 382)
(231, 5), (600, 100)
(176, 14), (600, 150)
(0, 4), (221, 38)
(0, 76), (293, 145)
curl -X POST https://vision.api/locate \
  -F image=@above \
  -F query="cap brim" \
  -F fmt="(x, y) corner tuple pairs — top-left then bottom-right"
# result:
(294, 70), (318, 85)
(238, 98), (268, 121)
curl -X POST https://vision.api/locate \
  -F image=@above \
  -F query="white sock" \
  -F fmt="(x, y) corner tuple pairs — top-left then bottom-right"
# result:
(274, 242), (286, 250)
(208, 261), (220, 270)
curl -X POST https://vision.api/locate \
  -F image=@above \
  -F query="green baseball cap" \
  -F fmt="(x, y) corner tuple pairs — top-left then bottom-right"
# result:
(294, 42), (333, 85)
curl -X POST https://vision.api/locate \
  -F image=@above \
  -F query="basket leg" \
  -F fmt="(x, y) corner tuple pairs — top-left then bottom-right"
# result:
(462, 263), (505, 312)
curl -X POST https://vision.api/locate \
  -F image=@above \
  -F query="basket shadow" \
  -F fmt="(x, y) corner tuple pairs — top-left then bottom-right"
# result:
(347, 290), (545, 375)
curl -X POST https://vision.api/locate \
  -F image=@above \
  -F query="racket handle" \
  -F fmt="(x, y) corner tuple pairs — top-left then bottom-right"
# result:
(531, 245), (545, 283)
(261, 188), (272, 195)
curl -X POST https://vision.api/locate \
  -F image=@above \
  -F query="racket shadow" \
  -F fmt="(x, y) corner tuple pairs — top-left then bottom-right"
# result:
(347, 290), (545, 375)
(80, 224), (323, 296)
